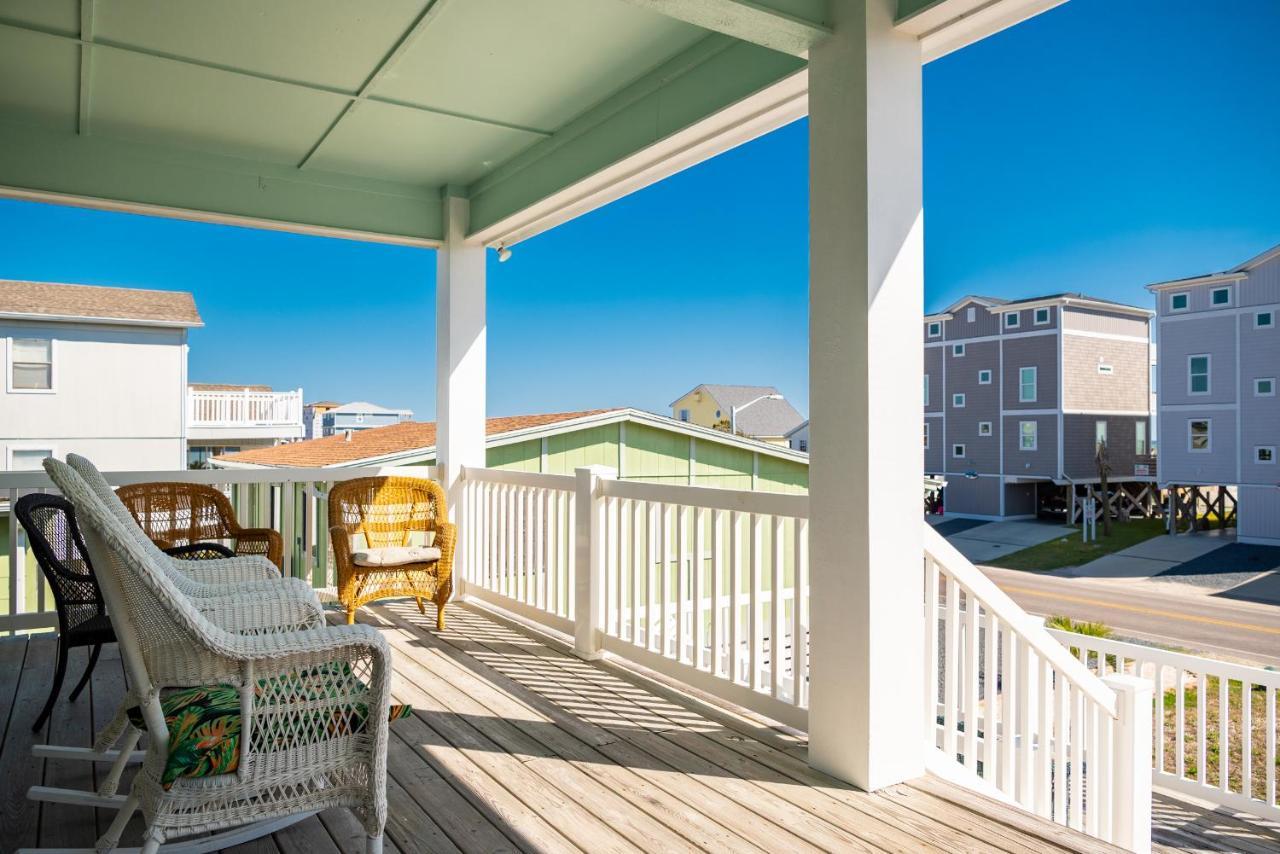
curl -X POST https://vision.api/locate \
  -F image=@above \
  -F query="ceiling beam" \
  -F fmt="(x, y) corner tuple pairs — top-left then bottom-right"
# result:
(77, 0), (94, 134)
(298, 0), (449, 169)
(617, 0), (830, 57)
(0, 18), (551, 138)
(895, 0), (1068, 63)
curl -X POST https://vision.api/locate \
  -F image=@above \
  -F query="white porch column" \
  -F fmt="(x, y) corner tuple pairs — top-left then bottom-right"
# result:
(436, 192), (487, 530)
(807, 0), (925, 790)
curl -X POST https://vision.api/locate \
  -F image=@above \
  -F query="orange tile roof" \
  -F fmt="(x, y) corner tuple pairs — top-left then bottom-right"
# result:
(0, 279), (202, 326)
(189, 383), (274, 392)
(215, 409), (621, 467)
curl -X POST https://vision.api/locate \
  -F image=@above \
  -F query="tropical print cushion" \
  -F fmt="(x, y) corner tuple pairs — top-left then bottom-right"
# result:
(128, 664), (410, 788)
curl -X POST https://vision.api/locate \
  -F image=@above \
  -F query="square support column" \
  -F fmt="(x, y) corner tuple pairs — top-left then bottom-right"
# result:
(807, 0), (925, 790)
(436, 193), (487, 526)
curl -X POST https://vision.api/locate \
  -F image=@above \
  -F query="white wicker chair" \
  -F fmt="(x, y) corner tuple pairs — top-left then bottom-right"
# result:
(45, 458), (390, 854)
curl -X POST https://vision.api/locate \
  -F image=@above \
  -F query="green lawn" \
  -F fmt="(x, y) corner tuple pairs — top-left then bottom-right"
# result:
(986, 517), (1166, 571)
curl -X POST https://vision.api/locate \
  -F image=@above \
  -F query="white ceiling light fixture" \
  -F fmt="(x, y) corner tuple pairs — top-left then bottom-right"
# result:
(496, 244), (512, 263)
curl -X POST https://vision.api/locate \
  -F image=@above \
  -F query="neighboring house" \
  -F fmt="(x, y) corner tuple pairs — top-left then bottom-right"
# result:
(320, 401), (413, 436)
(185, 382), (304, 468)
(669, 384), (805, 446)
(213, 408), (810, 493)
(786, 420), (809, 453)
(303, 400), (342, 440)
(0, 279), (200, 472)
(924, 293), (1155, 519)
(1147, 242), (1280, 546)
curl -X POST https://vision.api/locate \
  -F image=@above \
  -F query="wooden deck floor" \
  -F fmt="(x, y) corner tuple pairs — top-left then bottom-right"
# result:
(0, 600), (1272, 853)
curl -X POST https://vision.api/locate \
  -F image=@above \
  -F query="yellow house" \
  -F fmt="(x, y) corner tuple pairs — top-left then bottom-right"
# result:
(669, 384), (805, 446)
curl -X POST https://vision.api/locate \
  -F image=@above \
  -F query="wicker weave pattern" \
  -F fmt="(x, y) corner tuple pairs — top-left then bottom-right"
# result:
(328, 476), (456, 629)
(115, 481), (283, 570)
(45, 458), (390, 848)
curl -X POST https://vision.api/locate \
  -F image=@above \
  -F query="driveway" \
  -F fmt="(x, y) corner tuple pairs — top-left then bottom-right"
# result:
(931, 517), (1074, 564)
(1056, 530), (1231, 580)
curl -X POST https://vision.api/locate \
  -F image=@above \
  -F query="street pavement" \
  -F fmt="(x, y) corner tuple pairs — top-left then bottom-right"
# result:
(982, 565), (1280, 667)
(932, 517), (1074, 564)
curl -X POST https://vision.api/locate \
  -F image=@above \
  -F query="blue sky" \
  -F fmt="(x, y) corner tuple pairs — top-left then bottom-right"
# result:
(1, 0), (1276, 422)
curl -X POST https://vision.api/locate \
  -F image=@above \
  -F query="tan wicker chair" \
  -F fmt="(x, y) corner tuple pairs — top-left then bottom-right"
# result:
(329, 476), (455, 629)
(115, 481), (284, 570)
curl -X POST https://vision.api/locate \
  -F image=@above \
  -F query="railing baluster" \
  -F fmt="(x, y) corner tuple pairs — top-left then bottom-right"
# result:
(1220, 672), (1229, 791)
(1054, 668), (1068, 823)
(793, 516), (807, 708)
(630, 499), (641, 645)
(943, 573), (959, 761)
(711, 508), (723, 676)
(1242, 680), (1252, 799)
(982, 605), (998, 782)
(749, 512), (762, 691)
(1070, 683), (1085, 830)
(694, 505), (706, 671)
(770, 514), (783, 698)
(659, 502), (669, 658)
(1176, 668), (1186, 779)
(964, 588), (980, 772)
(1086, 697), (1099, 837)
(676, 503), (687, 664)
(1036, 655), (1052, 818)
(1196, 670), (1206, 786)
(729, 510), (741, 683)
(1266, 687), (1276, 809)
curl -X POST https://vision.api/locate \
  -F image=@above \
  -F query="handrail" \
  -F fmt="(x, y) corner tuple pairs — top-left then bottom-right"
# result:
(923, 522), (1118, 716)
(460, 466), (575, 490)
(601, 477), (809, 518)
(0, 465), (436, 490)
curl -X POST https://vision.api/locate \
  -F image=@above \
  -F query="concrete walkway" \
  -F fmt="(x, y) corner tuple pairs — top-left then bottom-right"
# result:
(932, 517), (1075, 564)
(1056, 530), (1231, 580)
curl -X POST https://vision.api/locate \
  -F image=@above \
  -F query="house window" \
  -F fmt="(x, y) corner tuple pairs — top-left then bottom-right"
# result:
(952, 444), (966, 459)
(952, 343), (965, 357)
(978, 421), (992, 437)
(1256, 311), (1274, 329)
(1256, 378), (1276, 397)
(797, 439), (808, 453)
(1257, 447), (1276, 464)
(952, 393), (965, 408)
(9, 337), (53, 391)
(1034, 307), (1050, 325)
(1136, 421), (1147, 455)
(1095, 420), (1108, 448)
(1019, 366), (1037, 403)
(923, 374), (930, 405)
(1097, 362), (1113, 376)
(923, 423), (929, 449)
(1019, 421), (1037, 451)
(1210, 286), (1231, 306)
(1188, 419), (1211, 452)
(1005, 312), (1020, 329)
(355, 413), (365, 423)
(1170, 293), (1189, 312)
(927, 321), (941, 338)
(1188, 355), (1210, 395)
(966, 307), (975, 322)
(978, 369), (992, 385)
(678, 408), (690, 422)
(715, 409), (721, 418)
(8, 448), (54, 471)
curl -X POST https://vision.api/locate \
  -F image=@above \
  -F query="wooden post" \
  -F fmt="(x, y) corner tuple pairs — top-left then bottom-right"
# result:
(573, 465), (615, 660)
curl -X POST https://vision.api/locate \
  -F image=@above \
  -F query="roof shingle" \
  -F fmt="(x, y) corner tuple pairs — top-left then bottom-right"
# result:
(0, 279), (202, 326)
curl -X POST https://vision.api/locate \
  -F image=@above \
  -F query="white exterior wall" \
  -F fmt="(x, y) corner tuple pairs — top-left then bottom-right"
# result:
(1, 319), (187, 470)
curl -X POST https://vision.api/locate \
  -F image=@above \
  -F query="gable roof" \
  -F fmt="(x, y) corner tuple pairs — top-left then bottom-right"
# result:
(328, 401), (412, 416)
(669, 384), (806, 438)
(0, 279), (202, 327)
(1146, 241), (1280, 291)
(929, 292), (1151, 320)
(213, 407), (810, 469)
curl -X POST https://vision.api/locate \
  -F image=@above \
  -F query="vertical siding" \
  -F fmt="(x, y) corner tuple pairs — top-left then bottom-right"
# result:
(486, 439), (542, 472)
(944, 300), (1001, 340)
(924, 347), (943, 413)
(1062, 415), (1149, 481)
(944, 340), (1000, 474)
(1004, 483), (1037, 516)
(1000, 306), (1058, 332)
(1240, 310), (1280, 486)
(1002, 414), (1057, 478)
(925, 415), (944, 473)
(941, 476), (1001, 517)
(622, 423), (688, 483)
(1158, 410), (1238, 485)
(1237, 485), (1280, 543)
(757, 454), (808, 494)
(1157, 313), (1235, 406)
(1061, 308), (1149, 338)
(694, 440), (752, 489)
(545, 424), (619, 474)
(1242, 250), (1280, 306)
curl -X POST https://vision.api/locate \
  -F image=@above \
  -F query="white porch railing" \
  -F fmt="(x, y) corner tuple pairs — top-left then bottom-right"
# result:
(1046, 628), (1279, 823)
(924, 526), (1152, 850)
(0, 465), (435, 633)
(187, 387), (304, 429)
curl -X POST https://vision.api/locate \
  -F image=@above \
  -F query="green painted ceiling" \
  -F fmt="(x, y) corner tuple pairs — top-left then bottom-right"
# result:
(0, 0), (806, 242)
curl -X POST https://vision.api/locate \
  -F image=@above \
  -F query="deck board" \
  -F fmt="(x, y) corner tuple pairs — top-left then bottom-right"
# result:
(2, 600), (1260, 853)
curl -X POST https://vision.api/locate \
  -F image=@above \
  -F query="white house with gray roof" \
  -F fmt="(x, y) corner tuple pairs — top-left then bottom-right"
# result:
(924, 292), (1156, 519)
(1147, 242), (1280, 546)
(670, 384), (806, 446)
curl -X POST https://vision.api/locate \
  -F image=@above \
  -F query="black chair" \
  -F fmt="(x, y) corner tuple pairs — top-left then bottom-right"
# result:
(14, 493), (116, 732)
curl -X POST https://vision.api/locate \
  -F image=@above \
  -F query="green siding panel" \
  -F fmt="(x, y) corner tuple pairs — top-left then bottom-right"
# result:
(694, 439), (752, 489)
(545, 425), (619, 474)
(623, 423), (688, 483)
(487, 439), (542, 472)
(758, 454), (808, 494)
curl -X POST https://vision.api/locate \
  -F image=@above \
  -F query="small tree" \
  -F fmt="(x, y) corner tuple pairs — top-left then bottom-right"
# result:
(1095, 437), (1113, 536)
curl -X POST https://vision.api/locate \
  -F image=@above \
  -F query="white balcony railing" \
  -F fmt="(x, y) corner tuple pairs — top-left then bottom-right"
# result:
(2, 462), (1158, 851)
(186, 388), (304, 432)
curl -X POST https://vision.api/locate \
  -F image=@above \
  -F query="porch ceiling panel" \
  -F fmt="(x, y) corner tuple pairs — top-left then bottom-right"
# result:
(0, 0), (78, 34)
(0, 26), (78, 131)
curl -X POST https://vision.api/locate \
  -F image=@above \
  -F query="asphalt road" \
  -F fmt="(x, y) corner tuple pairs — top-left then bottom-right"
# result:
(982, 565), (1280, 668)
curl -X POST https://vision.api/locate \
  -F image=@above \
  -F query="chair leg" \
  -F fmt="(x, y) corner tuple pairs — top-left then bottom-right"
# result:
(32, 636), (68, 732)
(96, 790), (140, 852)
(415, 596), (426, 615)
(346, 607), (357, 625)
(436, 601), (446, 631)
(366, 833), (384, 854)
(69, 642), (102, 702)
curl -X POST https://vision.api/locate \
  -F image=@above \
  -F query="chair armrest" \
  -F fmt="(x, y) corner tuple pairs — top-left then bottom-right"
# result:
(233, 527), (284, 571)
(164, 542), (236, 560)
(171, 553), (279, 584)
(196, 590), (326, 634)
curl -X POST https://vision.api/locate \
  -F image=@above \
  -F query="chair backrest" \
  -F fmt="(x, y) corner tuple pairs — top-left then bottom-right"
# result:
(45, 458), (239, 710)
(328, 476), (447, 548)
(14, 493), (105, 634)
(114, 481), (237, 550)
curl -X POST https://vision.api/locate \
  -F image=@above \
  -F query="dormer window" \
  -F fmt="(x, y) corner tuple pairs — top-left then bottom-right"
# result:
(1170, 293), (1189, 312)
(1034, 307), (1050, 325)
(1005, 313), (1020, 329)
(1211, 286), (1231, 306)
(966, 307), (975, 322)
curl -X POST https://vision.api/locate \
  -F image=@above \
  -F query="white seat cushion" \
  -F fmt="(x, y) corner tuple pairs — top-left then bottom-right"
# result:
(352, 546), (442, 567)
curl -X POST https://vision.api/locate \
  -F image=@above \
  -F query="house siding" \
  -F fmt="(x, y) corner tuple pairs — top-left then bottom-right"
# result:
(925, 415), (944, 473)
(1004, 483), (1037, 516)
(1003, 414), (1057, 479)
(1062, 309), (1148, 338)
(1159, 411), (1238, 485)
(1243, 251), (1280, 306)
(1158, 313), (1236, 407)
(1237, 485), (1280, 544)
(1240, 309), (1279, 486)
(1061, 337), (1150, 412)
(1002, 335), (1058, 411)
(942, 475), (1001, 517)
(1062, 415), (1150, 481)
(924, 347), (943, 413)
(945, 300), (1001, 340)
(999, 305), (1058, 333)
